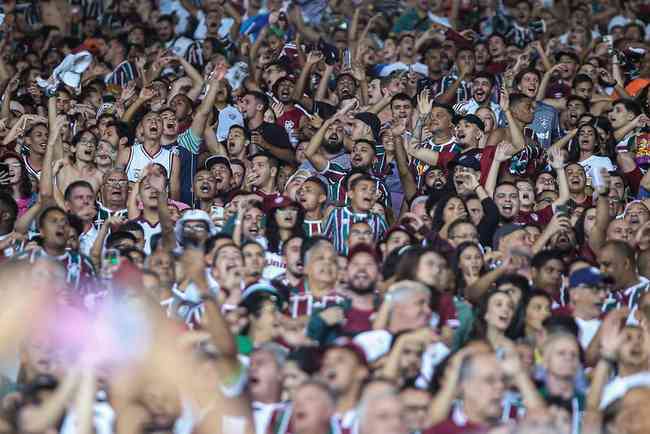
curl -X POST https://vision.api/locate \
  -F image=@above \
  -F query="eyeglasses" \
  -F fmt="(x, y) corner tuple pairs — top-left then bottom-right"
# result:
(105, 179), (128, 187)
(184, 224), (208, 232)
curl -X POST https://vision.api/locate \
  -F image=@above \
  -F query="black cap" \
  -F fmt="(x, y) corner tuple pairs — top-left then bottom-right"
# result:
(354, 112), (381, 143)
(457, 114), (485, 132)
(448, 153), (481, 172)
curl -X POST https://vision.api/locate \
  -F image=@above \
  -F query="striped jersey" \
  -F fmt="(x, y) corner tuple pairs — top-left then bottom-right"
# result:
(105, 61), (138, 87)
(321, 162), (391, 209)
(323, 206), (388, 255)
(602, 277), (650, 313)
(14, 248), (96, 300)
(302, 219), (323, 237)
(409, 139), (462, 190)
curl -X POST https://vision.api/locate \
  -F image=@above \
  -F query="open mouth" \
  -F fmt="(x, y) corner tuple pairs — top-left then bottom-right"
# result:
(569, 177), (581, 186)
(502, 203), (513, 213)
(200, 183), (211, 193)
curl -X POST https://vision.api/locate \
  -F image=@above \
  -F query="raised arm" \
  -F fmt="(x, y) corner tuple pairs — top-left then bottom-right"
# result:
(548, 145), (570, 206)
(304, 116), (336, 172)
(189, 69), (225, 138)
(40, 115), (66, 203)
(485, 142), (514, 198)
(536, 63), (563, 101)
(18, 370), (80, 433)
(589, 169), (613, 252)
(293, 51), (323, 105)
(90, 214), (127, 269)
(501, 88), (526, 152)
(122, 86), (155, 124)
(392, 132), (418, 202)
(175, 55), (205, 102)
(159, 187), (177, 251)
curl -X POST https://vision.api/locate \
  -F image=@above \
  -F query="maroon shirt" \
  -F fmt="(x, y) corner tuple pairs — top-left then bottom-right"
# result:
(342, 306), (374, 335)
(424, 419), (487, 434)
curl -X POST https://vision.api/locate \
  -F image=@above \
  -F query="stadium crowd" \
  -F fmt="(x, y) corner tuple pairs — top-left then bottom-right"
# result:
(1, 0), (650, 433)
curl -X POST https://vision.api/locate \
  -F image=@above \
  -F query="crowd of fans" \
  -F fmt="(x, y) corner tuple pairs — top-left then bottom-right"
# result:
(1, 0), (650, 433)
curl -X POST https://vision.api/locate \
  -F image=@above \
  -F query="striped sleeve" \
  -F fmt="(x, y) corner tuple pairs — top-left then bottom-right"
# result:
(105, 61), (137, 86)
(177, 128), (202, 155)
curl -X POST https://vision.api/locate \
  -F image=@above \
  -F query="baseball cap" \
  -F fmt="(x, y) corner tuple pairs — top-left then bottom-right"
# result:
(448, 153), (481, 172)
(240, 282), (286, 312)
(326, 337), (368, 367)
(354, 112), (381, 143)
(268, 195), (301, 211)
(457, 114), (485, 132)
(205, 155), (232, 172)
(569, 267), (614, 289)
(174, 209), (216, 243)
(492, 223), (525, 250)
(353, 330), (393, 363)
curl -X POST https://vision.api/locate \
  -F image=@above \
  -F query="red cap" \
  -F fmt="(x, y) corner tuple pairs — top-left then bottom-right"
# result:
(326, 337), (368, 367)
(348, 243), (380, 264)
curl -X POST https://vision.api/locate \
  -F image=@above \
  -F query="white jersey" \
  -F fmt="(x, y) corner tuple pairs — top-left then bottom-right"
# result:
(125, 143), (174, 183)
(136, 217), (162, 255)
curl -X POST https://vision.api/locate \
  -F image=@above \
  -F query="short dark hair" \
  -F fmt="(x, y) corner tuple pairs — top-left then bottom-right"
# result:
(106, 231), (137, 249)
(243, 90), (270, 113)
(119, 221), (145, 235)
(509, 92), (532, 109)
(613, 99), (643, 117)
(514, 68), (541, 87)
(566, 95), (589, 110)
(573, 73), (593, 87)
(531, 249), (565, 269)
(472, 71), (495, 86)
(390, 93), (413, 106)
(38, 206), (67, 229)
(64, 180), (94, 202)
(349, 173), (376, 191)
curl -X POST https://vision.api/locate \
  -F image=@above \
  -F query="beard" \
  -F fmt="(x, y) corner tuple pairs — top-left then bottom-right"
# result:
(323, 137), (343, 154)
(348, 278), (374, 295)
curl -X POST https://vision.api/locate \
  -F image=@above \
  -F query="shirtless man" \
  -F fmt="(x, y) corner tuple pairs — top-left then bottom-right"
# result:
(39, 0), (71, 34)
(56, 129), (104, 195)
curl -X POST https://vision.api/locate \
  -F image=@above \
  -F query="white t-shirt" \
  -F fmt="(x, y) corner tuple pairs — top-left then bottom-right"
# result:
(579, 155), (615, 186)
(193, 12), (234, 40)
(575, 316), (601, 349)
